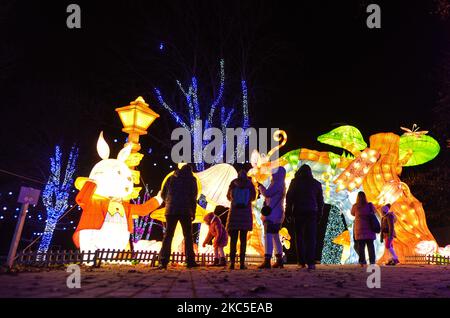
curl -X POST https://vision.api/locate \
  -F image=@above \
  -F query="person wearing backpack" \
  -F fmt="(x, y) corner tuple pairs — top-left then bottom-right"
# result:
(257, 167), (287, 269)
(351, 191), (379, 266)
(226, 169), (257, 270)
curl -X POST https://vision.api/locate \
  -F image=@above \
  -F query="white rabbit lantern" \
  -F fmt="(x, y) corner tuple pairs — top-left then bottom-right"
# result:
(73, 132), (161, 254)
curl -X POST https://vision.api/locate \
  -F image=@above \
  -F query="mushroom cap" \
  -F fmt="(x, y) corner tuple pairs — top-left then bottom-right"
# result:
(317, 125), (367, 151)
(399, 134), (440, 166)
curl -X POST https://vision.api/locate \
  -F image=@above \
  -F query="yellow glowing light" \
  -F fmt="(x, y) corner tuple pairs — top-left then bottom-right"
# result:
(115, 96), (160, 135)
(363, 167), (370, 174)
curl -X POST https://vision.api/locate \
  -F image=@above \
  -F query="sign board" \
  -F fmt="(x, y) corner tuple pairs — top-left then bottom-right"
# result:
(17, 187), (41, 205)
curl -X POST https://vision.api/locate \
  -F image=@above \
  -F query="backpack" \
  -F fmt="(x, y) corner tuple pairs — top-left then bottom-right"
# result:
(233, 187), (250, 209)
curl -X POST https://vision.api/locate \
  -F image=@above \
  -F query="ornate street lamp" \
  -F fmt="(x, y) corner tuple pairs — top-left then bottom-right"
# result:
(115, 96), (160, 152)
(115, 96), (160, 199)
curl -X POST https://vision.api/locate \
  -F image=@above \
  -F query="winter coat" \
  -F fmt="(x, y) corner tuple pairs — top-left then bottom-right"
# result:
(203, 213), (228, 248)
(161, 166), (198, 217)
(286, 165), (324, 219)
(258, 167), (286, 224)
(226, 171), (256, 232)
(351, 202), (377, 241)
(381, 211), (396, 240)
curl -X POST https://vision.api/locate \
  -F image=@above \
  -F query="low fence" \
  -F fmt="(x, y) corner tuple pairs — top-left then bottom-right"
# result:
(404, 254), (450, 265)
(13, 249), (265, 268)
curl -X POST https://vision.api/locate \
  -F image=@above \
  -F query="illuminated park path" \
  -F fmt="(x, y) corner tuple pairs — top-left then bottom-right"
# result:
(0, 265), (449, 298)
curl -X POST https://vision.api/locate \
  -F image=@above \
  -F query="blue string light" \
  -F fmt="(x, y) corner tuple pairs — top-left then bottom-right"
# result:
(153, 59), (250, 170)
(38, 145), (78, 255)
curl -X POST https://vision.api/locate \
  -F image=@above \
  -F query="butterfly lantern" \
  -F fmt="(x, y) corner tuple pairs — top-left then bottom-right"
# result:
(248, 130), (288, 184)
(400, 124), (429, 137)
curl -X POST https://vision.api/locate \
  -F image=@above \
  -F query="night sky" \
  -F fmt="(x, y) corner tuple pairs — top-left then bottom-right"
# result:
(0, 1), (449, 251)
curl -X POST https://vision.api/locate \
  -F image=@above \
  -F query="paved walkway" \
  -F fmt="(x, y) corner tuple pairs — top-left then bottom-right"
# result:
(0, 264), (449, 298)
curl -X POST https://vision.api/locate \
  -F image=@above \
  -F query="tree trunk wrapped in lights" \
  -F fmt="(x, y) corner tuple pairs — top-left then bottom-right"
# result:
(38, 146), (78, 256)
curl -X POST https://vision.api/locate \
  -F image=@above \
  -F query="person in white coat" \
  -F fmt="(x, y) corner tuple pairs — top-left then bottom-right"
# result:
(257, 167), (286, 269)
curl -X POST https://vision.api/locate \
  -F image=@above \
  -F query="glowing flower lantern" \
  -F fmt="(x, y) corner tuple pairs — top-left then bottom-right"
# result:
(248, 130), (288, 183)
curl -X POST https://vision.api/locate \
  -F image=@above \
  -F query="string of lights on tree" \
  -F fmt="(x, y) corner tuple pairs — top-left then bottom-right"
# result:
(321, 205), (346, 264)
(131, 184), (163, 243)
(37, 145), (78, 254)
(154, 58), (250, 171)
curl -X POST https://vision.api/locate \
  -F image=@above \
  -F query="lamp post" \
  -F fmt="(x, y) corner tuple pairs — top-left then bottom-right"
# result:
(115, 96), (160, 199)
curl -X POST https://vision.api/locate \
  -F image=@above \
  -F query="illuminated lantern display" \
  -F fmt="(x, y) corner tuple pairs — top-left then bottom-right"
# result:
(334, 148), (380, 192)
(438, 245), (450, 257)
(279, 227), (291, 250)
(333, 230), (351, 264)
(196, 164), (238, 209)
(415, 240), (438, 256)
(115, 97), (161, 200)
(278, 126), (441, 264)
(317, 125), (367, 156)
(73, 132), (161, 253)
(248, 130), (288, 183)
(376, 180), (410, 205)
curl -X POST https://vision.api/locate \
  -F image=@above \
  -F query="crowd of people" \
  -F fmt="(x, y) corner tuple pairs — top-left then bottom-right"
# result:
(156, 163), (399, 270)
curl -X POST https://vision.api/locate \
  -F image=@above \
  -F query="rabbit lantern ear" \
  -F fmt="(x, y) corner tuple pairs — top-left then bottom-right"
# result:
(97, 131), (110, 160)
(117, 144), (132, 162)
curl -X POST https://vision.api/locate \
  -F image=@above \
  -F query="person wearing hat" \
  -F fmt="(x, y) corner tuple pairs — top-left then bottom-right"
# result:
(286, 164), (324, 270)
(257, 166), (287, 269)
